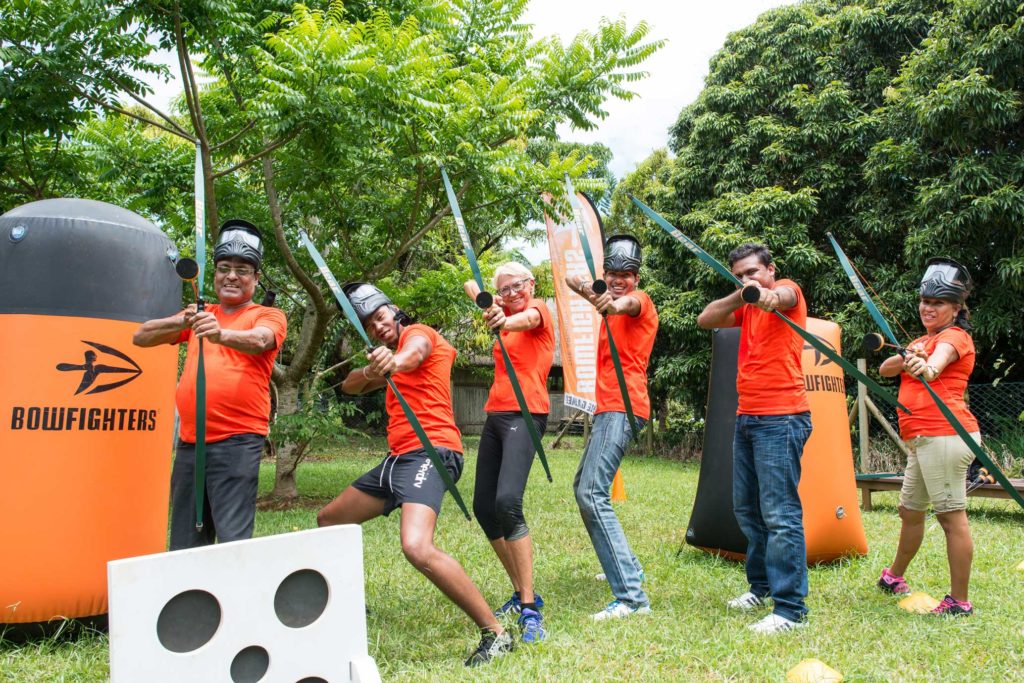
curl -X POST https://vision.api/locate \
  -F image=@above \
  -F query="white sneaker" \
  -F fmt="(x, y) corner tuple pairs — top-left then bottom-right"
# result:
(591, 599), (652, 621)
(747, 613), (806, 634)
(727, 591), (769, 610)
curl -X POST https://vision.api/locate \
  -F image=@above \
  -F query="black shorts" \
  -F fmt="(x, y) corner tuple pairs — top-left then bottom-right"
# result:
(352, 447), (464, 516)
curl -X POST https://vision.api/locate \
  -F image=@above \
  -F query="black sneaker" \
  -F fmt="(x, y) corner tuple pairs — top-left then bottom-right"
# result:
(464, 629), (514, 667)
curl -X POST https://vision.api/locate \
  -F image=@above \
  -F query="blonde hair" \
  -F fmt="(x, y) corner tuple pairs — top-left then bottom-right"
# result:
(492, 262), (534, 290)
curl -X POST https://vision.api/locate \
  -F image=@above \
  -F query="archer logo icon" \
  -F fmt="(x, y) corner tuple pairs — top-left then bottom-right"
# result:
(803, 334), (837, 368)
(56, 341), (143, 395)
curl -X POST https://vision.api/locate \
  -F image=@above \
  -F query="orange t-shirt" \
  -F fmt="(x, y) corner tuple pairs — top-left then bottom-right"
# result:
(897, 327), (979, 439)
(732, 278), (810, 415)
(386, 324), (463, 456)
(596, 289), (658, 419)
(175, 303), (287, 443)
(485, 298), (554, 414)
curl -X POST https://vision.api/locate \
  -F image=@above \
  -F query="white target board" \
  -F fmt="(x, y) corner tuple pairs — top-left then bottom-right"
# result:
(108, 525), (380, 683)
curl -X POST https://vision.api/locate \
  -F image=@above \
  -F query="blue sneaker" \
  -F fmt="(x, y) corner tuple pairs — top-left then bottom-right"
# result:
(494, 591), (544, 617)
(517, 607), (545, 643)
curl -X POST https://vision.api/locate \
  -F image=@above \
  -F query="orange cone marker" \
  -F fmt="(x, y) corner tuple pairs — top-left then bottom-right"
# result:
(611, 468), (627, 502)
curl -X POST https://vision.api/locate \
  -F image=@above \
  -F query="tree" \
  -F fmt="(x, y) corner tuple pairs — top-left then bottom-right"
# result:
(859, 0), (1024, 374)
(611, 0), (1003, 413)
(2, 0), (663, 500)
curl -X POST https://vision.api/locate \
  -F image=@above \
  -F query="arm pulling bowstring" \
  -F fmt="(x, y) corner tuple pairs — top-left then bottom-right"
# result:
(629, 195), (909, 415)
(440, 165), (553, 482)
(565, 174), (642, 440)
(827, 233), (1024, 509)
(298, 230), (472, 520)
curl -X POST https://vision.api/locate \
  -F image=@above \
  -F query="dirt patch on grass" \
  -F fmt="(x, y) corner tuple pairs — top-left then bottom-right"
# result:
(256, 495), (333, 512)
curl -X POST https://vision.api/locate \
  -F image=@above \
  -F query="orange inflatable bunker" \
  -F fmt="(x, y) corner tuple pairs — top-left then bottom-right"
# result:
(685, 318), (868, 563)
(0, 199), (179, 632)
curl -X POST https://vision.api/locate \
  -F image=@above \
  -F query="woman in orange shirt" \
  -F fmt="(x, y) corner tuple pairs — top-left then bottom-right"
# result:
(317, 283), (514, 666)
(464, 263), (554, 643)
(876, 258), (980, 617)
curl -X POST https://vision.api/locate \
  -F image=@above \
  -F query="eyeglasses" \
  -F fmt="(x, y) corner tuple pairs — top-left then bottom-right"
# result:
(215, 264), (255, 277)
(497, 278), (531, 298)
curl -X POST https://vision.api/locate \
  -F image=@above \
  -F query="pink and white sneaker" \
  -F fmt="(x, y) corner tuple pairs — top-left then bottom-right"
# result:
(877, 567), (911, 595)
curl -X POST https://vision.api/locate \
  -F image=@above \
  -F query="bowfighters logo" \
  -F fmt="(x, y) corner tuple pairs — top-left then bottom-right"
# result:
(803, 333), (844, 394)
(9, 340), (157, 432)
(56, 340), (142, 395)
(803, 334), (837, 368)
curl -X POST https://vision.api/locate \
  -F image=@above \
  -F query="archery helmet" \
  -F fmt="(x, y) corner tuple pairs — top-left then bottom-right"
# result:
(920, 257), (972, 303)
(214, 219), (264, 269)
(604, 234), (642, 274)
(342, 282), (393, 327)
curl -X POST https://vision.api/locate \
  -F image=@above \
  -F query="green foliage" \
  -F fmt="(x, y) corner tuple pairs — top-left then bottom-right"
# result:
(271, 396), (363, 447)
(1, 0), (662, 494)
(615, 0), (1024, 412)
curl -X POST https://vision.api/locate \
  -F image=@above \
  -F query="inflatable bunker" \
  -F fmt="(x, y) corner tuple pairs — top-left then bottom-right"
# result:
(0, 199), (180, 637)
(685, 319), (868, 563)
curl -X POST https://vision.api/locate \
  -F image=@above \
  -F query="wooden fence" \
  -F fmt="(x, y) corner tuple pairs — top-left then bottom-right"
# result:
(452, 385), (574, 434)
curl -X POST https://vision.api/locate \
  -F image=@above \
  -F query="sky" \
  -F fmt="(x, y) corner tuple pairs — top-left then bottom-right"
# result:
(515, 0), (798, 261)
(521, 0), (797, 179)
(140, 1), (798, 262)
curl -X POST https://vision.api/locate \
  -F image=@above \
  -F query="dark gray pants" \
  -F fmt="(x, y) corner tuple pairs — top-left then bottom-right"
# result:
(169, 433), (264, 550)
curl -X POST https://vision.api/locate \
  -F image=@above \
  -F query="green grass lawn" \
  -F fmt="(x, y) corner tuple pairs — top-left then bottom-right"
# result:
(4, 436), (1023, 682)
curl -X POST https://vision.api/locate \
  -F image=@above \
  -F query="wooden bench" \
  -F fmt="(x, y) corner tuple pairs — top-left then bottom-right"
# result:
(856, 474), (1024, 511)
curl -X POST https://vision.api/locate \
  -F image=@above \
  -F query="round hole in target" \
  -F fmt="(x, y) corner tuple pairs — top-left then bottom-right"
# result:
(296, 678), (328, 683)
(156, 589), (221, 653)
(274, 569), (329, 628)
(230, 645), (270, 683)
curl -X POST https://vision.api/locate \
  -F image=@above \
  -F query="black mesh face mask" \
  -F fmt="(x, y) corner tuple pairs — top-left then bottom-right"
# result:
(341, 282), (393, 327)
(603, 235), (642, 274)
(920, 257), (971, 303)
(214, 221), (264, 269)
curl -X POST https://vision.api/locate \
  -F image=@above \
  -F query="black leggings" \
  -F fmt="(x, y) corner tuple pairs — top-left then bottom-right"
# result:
(474, 412), (547, 541)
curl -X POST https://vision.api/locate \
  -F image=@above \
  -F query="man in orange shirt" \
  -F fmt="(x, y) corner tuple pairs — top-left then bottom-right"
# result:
(697, 243), (812, 634)
(567, 235), (659, 621)
(134, 220), (287, 550)
(316, 283), (513, 667)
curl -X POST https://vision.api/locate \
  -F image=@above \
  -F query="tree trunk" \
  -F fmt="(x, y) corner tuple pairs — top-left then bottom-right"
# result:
(270, 379), (303, 501)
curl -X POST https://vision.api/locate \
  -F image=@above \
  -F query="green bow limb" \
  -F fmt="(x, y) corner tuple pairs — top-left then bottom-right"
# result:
(440, 166), (553, 482)
(565, 174), (642, 440)
(629, 195), (910, 415)
(827, 233), (1024, 509)
(193, 143), (208, 533)
(299, 230), (472, 520)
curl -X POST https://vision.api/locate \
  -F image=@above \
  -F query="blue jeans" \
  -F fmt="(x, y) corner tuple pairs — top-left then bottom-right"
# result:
(732, 412), (812, 622)
(574, 411), (648, 607)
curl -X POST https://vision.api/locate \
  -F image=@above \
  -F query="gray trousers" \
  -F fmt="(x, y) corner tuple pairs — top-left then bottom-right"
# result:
(169, 433), (264, 550)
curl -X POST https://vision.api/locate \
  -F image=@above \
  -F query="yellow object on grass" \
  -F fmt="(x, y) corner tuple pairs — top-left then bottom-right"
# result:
(898, 591), (940, 613)
(787, 659), (843, 683)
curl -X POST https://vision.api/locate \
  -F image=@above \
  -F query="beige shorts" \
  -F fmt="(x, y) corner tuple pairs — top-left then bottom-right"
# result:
(900, 432), (980, 513)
